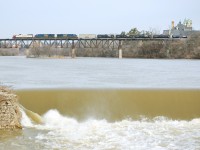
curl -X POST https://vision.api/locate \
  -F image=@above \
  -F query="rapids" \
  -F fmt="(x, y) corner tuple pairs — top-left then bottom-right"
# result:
(16, 109), (200, 149)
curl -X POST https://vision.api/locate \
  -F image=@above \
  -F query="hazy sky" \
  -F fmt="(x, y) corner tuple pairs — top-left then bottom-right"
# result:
(1, 0), (200, 38)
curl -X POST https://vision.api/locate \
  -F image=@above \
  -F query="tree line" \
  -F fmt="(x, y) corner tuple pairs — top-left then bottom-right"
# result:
(121, 27), (160, 36)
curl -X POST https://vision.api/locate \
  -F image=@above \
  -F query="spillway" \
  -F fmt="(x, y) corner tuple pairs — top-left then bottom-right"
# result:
(16, 89), (200, 121)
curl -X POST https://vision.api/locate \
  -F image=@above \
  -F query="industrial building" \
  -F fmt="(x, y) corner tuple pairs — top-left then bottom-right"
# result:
(163, 19), (199, 37)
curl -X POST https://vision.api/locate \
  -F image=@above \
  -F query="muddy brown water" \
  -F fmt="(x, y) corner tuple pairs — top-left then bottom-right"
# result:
(16, 89), (200, 121)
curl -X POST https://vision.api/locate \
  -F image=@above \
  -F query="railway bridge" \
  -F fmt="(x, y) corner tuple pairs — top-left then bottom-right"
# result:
(0, 38), (178, 58)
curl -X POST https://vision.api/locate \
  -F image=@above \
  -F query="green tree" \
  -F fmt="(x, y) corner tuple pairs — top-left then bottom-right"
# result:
(127, 28), (140, 35)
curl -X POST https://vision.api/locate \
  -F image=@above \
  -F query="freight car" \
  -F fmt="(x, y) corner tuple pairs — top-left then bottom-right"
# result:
(153, 35), (170, 38)
(116, 34), (130, 38)
(135, 34), (151, 38)
(172, 35), (187, 38)
(12, 34), (33, 39)
(97, 34), (114, 38)
(66, 34), (78, 39)
(79, 34), (96, 39)
(57, 34), (78, 39)
(57, 34), (68, 38)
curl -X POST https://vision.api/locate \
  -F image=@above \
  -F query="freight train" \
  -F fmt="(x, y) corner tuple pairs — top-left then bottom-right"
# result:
(12, 34), (187, 39)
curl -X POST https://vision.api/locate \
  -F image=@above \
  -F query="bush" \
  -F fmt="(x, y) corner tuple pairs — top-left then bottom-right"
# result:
(0, 48), (19, 56)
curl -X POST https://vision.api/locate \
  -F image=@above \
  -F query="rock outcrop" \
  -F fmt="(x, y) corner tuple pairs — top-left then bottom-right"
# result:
(0, 86), (22, 129)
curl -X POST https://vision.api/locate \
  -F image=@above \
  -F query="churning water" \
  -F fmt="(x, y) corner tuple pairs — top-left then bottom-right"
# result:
(1, 109), (200, 150)
(0, 56), (200, 149)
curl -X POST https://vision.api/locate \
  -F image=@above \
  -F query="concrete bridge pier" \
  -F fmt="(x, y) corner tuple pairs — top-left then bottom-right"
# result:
(118, 40), (122, 59)
(71, 40), (76, 58)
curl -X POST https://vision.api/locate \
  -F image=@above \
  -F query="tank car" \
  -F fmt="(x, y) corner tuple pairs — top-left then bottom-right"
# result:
(97, 34), (114, 38)
(153, 35), (170, 38)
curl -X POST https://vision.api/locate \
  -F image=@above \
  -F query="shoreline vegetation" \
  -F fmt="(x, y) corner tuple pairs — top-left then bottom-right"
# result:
(122, 33), (200, 59)
(0, 33), (200, 59)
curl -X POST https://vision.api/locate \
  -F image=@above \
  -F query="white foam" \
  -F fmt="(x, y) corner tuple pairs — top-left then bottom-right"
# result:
(20, 108), (34, 127)
(42, 109), (78, 129)
(20, 109), (200, 150)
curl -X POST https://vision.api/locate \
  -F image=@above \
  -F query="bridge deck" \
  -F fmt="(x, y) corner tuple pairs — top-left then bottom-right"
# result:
(0, 38), (179, 49)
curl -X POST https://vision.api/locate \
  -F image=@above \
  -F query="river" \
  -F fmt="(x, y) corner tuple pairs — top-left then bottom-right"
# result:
(0, 56), (200, 150)
(0, 56), (200, 89)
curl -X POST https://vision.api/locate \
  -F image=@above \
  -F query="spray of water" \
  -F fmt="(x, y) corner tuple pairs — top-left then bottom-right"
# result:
(19, 108), (200, 150)
(19, 104), (43, 125)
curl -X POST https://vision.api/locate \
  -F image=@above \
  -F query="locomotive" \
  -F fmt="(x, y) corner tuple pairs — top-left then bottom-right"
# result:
(12, 34), (33, 39)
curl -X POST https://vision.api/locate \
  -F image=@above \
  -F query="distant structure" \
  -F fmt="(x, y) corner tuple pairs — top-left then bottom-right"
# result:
(163, 19), (199, 37)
